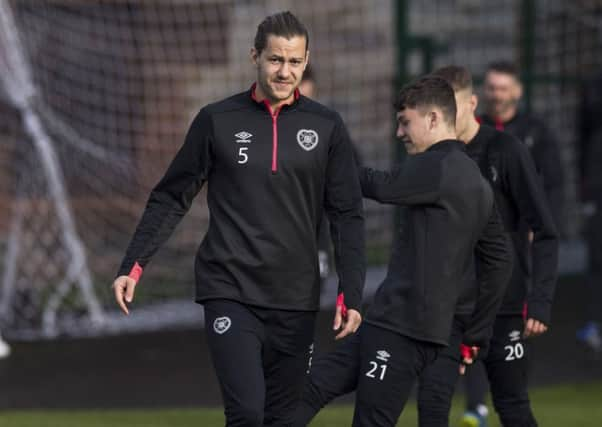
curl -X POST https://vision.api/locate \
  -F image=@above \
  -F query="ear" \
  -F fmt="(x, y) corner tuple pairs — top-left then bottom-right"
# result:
(250, 47), (259, 66)
(470, 94), (478, 113)
(514, 81), (523, 100)
(427, 110), (438, 131)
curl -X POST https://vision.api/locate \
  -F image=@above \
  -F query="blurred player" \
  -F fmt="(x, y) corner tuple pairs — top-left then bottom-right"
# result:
(111, 11), (365, 426)
(480, 61), (565, 232)
(294, 76), (512, 427)
(463, 61), (564, 427)
(421, 65), (558, 427)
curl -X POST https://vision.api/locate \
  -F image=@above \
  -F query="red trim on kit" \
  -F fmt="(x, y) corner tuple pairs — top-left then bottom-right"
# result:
(475, 116), (483, 124)
(460, 343), (472, 360)
(128, 261), (143, 283)
(268, 105), (281, 173)
(250, 83), (297, 174)
(522, 302), (528, 320)
(251, 83), (259, 101)
(460, 343), (478, 361)
(336, 292), (348, 318)
(494, 118), (505, 131)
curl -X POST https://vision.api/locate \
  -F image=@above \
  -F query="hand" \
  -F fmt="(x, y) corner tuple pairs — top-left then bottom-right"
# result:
(459, 344), (479, 375)
(523, 318), (548, 338)
(112, 275), (137, 315)
(333, 307), (362, 340)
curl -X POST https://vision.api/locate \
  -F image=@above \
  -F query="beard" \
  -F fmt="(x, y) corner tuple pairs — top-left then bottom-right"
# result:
(488, 97), (517, 116)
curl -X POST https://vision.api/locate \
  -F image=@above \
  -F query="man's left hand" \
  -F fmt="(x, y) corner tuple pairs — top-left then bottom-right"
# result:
(524, 318), (548, 338)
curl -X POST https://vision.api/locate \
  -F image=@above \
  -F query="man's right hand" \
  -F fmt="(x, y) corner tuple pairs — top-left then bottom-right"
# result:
(333, 307), (362, 340)
(112, 275), (137, 315)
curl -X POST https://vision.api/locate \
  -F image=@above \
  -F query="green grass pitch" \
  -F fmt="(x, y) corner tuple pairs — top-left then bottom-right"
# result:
(1, 382), (600, 426)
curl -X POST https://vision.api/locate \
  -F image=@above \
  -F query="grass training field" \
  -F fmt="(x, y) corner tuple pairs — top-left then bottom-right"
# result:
(1, 382), (600, 427)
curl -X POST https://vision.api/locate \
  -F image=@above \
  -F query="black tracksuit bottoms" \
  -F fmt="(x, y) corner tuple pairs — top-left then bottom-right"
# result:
(418, 315), (537, 427)
(294, 323), (440, 427)
(204, 299), (316, 427)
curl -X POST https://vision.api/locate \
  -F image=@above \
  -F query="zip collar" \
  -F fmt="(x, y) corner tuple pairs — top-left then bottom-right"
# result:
(249, 83), (300, 174)
(249, 83), (300, 114)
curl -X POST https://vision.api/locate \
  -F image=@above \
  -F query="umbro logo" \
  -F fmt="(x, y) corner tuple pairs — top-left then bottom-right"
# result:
(376, 350), (391, 362)
(235, 131), (252, 144)
(509, 330), (521, 342)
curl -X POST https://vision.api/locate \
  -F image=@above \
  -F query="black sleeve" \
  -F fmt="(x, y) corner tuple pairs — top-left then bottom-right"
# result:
(503, 136), (559, 324)
(324, 115), (366, 311)
(464, 203), (513, 347)
(359, 153), (442, 205)
(117, 108), (213, 279)
(532, 121), (565, 231)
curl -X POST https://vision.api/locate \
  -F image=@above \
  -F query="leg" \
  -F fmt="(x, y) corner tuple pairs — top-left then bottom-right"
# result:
(464, 361), (489, 411)
(204, 299), (266, 427)
(293, 332), (363, 426)
(262, 309), (316, 427)
(353, 324), (440, 427)
(485, 316), (537, 427)
(461, 361), (490, 426)
(417, 319), (464, 427)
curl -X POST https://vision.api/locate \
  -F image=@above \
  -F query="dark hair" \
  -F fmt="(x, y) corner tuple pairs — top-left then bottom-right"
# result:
(431, 65), (473, 92)
(254, 11), (309, 55)
(302, 64), (315, 82)
(486, 61), (520, 80)
(394, 76), (457, 127)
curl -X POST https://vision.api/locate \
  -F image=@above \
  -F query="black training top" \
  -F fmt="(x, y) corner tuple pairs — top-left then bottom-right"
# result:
(480, 112), (564, 230)
(117, 86), (366, 311)
(360, 140), (512, 347)
(465, 124), (559, 324)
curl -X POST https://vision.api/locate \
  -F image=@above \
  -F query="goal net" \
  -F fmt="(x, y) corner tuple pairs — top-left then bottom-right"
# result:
(0, 0), (397, 338)
(0, 0), (598, 339)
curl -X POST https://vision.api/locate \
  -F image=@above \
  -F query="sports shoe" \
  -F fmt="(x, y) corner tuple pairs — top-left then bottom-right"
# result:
(460, 405), (488, 427)
(0, 336), (11, 359)
(576, 322), (601, 352)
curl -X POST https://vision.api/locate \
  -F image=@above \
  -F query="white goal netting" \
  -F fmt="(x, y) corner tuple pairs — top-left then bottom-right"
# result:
(0, 0), (598, 339)
(0, 0), (397, 338)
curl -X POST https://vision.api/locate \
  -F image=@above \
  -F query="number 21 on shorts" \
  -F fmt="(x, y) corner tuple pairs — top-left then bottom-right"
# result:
(366, 350), (391, 381)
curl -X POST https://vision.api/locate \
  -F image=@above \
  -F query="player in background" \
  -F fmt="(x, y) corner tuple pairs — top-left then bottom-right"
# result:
(459, 61), (564, 427)
(422, 65), (558, 427)
(480, 61), (565, 232)
(112, 11), (365, 426)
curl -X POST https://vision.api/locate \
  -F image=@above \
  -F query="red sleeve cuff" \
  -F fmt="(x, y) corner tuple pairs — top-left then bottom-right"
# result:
(128, 261), (143, 283)
(336, 292), (348, 318)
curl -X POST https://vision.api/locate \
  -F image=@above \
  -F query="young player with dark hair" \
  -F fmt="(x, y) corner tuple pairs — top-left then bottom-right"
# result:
(293, 76), (512, 427)
(111, 11), (365, 426)
(420, 65), (559, 427)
